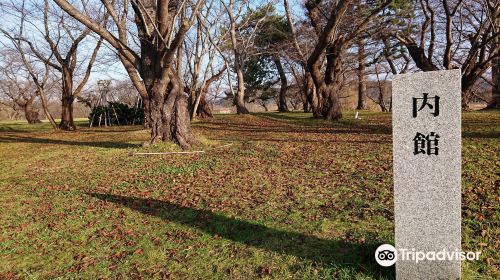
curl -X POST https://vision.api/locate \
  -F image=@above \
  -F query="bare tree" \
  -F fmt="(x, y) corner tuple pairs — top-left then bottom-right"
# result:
(54, 0), (204, 147)
(184, 3), (227, 119)
(1, 0), (103, 130)
(283, 0), (316, 113)
(0, 1), (65, 128)
(394, 0), (499, 108)
(490, 2), (499, 107)
(0, 56), (41, 123)
(220, 0), (272, 114)
(305, 0), (393, 121)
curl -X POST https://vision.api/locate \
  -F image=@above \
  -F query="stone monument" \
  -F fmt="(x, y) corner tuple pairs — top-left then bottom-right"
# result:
(392, 69), (462, 279)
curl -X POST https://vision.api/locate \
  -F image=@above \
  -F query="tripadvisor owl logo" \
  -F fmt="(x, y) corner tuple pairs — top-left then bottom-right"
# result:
(374, 244), (481, 266)
(375, 244), (397, 267)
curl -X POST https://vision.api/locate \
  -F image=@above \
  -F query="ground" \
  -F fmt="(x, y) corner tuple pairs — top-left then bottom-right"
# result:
(0, 110), (498, 279)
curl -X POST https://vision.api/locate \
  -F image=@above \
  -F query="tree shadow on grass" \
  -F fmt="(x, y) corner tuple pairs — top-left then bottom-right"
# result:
(195, 123), (391, 136)
(89, 193), (395, 279)
(462, 131), (500, 139)
(0, 135), (139, 149)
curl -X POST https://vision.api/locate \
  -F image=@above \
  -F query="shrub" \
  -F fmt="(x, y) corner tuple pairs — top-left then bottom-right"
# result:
(89, 102), (144, 126)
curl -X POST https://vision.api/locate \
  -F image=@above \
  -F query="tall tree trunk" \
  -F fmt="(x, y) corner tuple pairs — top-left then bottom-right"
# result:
(491, 23), (499, 108)
(273, 57), (289, 112)
(144, 71), (195, 149)
(322, 84), (342, 120)
(143, 98), (151, 129)
(302, 77), (310, 113)
(23, 101), (41, 124)
(310, 85), (322, 117)
(235, 65), (249, 114)
(356, 39), (366, 110)
(37, 88), (58, 128)
(60, 69), (76, 130)
(461, 75), (476, 110)
(493, 59), (500, 108)
(320, 47), (343, 121)
(60, 94), (75, 130)
(189, 88), (213, 119)
(305, 73), (322, 117)
(196, 94), (212, 118)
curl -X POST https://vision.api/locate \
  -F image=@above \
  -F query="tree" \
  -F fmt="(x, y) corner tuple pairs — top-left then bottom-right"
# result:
(220, 0), (272, 114)
(305, 0), (393, 121)
(283, 0), (316, 113)
(244, 55), (280, 110)
(393, 0), (499, 108)
(0, 56), (41, 123)
(1, 0), (102, 130)
(490, 3), (499, 108)
(260, 14), (290, 112)
(184, 5), (227, 119)
(54, 0), (204, 148)
(0, 1), (65, 128)
(252, 7), (291, 112)
(356, 38), (367, 110)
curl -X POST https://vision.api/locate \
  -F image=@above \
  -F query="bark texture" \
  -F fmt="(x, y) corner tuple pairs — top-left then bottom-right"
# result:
(234, 64), (249, 114)
(60, 70), (75, 130)
(274, 57), (289, 112)
(356, 39), (366, 110)
(23, 101), (41, 124)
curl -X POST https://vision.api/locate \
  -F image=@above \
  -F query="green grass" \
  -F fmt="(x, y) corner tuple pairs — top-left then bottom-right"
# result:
(0, 110), (498, 279)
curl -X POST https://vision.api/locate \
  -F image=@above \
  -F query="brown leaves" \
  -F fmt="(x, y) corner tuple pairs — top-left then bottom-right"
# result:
(0, 111), (498, 278)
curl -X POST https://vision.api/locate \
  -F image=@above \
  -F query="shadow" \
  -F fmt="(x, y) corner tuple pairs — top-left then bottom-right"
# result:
(210, 137), (391, 145)
(0, 135), (139, 149)
(0, 126), (145, 134)
(83, 127), (146, 133)
(195, 123), (391, 136)
(462, 131), (500, 139)
(255, 112), (318, 122)
(89, 193), (394, 279)
(0, 127), (31, 133)
(195, 113), (392, 135)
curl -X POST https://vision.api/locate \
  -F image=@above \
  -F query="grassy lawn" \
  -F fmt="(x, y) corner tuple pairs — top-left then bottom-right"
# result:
(0, 110), (498, 279)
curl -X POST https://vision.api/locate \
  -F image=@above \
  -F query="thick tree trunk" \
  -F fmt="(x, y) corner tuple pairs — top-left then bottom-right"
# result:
(322, 84), (342, 120)
(320, 47), (343, 121)
(304, 74), (321, 116)
(23, 102), (41, 124)
(144, 72), (196, 149)
(60, 94), (75, 130)
(59, 69), (76, 130)
(196, 94), (212, 118)
(356, 39), (366, 110)
(461, 76), (476, 110)
(274, 57), (289, 112)
(404, 44), (439, 72)
(235, 67), (249, 114)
